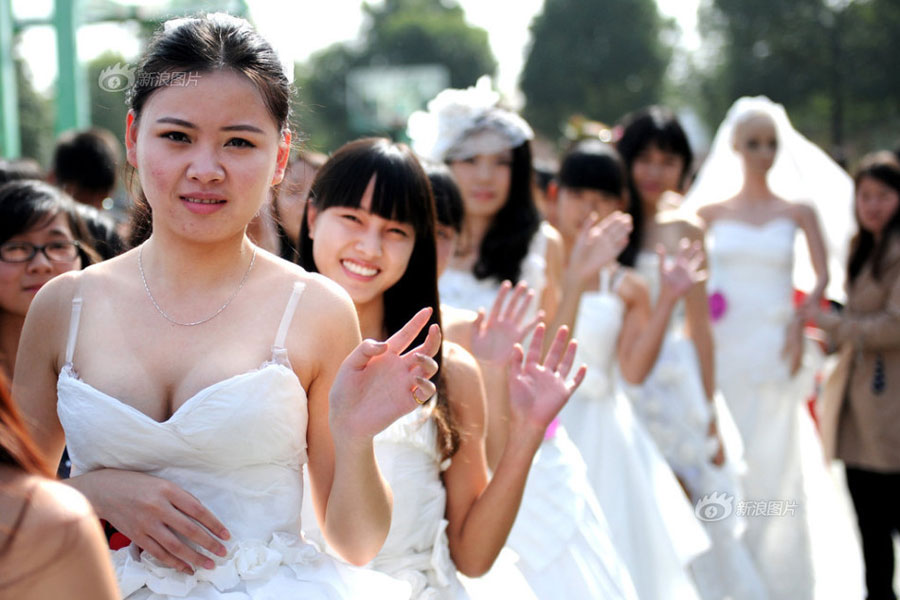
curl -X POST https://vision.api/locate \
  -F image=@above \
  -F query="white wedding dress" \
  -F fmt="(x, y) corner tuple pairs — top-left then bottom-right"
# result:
(706, 218), (864, 600)
(57, 282), (412, 599)
(438, 224), (640, 600)
(559, 268), (709, 600)
(624, 251), (769, 600)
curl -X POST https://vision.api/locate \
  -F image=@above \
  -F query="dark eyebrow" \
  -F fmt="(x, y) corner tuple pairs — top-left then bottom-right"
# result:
(155, 117), (265, 134)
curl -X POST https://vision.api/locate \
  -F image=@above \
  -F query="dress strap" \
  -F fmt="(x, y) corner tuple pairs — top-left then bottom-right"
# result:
(64, 295), (83, 366)
(599, 268), (612, 292)
(610, 266), (626, 293)
(273, 281), (307, 350)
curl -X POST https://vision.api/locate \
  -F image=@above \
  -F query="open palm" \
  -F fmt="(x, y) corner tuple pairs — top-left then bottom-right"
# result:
(470, 280), (543, 365)
(507, 324), (587, 431)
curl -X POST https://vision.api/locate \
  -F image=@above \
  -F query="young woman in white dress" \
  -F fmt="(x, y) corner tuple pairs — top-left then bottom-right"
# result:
(298, 137), (585, 599)
(686, 96), (864, 600)
(550, 139), (766, 600)
(410, 80), (644, 600)
(12, 14), (445, 599)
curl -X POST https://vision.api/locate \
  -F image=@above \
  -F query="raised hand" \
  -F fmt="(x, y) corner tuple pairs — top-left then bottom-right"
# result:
(566, 211), (633, 288)
(82, 469), (230, 574)
(329, 307), (442, 440)
(658, 238), (706, 301)
(470, 280), (544, 365)
(507, 323), (587, 434)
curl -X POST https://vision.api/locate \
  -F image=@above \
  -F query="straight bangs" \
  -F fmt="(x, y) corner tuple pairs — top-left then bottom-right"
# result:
(0, 181), (66, 244)
(558, 141), (626, 197)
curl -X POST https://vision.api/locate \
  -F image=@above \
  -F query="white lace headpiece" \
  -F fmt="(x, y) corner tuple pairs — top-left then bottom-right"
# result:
(682, 96), (854, 301)
(407, 76), (533, 162)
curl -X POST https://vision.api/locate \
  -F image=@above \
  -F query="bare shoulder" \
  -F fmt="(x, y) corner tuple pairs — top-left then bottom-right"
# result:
(441, 304), (476, 349)
(787, 200), (819, 226)
(26, 478), (96, 529)
(616, 268), (650, 306)
(541, 222), (565, 263)
(440, 341), (485, 422)
(695, 201), (730, 226)
(258, 252), (357, 325)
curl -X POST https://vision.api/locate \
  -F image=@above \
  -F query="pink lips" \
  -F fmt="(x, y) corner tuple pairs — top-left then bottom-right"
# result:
(181, 194), (227, 215)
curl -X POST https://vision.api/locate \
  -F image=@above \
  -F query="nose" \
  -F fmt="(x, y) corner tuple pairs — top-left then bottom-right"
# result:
(355, 225), (383, 258)
(474, 160), (493, 181)
(26, 249), (54, 273)
(186, 144), (225, 183)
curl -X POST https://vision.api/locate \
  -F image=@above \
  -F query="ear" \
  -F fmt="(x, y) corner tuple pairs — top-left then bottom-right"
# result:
(547, 180), (559, 202)
(305, 202), (318, 240)
(271, 129), (292, 185)
(125, 110), (139, 168)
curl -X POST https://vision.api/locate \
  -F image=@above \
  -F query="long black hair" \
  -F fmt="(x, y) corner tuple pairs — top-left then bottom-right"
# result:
(425, 162), (464, 233)
(848, 151), (900, 284)
(298, 138), (459, 460)
(456, 141), (541, 283)
(615, 106), (693, 267)
(126, 13), (292, 247)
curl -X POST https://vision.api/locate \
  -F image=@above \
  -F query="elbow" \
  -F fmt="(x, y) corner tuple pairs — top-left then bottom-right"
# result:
(338, 547), (379, 567)
(620, 363), (648, 386)
(454, 554), (495, 578)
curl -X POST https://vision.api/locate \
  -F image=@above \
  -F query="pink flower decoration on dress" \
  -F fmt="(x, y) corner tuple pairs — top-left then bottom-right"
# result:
(709, 291), (727, 322)
(544, 417), (560, 440)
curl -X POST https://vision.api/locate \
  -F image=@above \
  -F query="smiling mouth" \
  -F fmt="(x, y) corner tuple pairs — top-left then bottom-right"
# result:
(181, 196), (226, 204)
(341, 259), (379, 277)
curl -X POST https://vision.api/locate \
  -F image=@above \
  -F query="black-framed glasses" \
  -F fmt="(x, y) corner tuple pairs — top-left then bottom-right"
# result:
(0, 240), (81, 263)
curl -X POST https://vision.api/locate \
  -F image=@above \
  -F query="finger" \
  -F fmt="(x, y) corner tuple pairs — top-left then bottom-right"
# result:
(386, 307), (433, 354)
(525, 323), (546, 367)
(655, 242), (667, 263)
(410, 352), (439, 379)
(511, 289), (536, 324)
(404, 323), (442, 360)
(542, 325), (570, 371)
(558, 339), (578, 377)
(413, 376), (436, 401)
(508, 343), (525, 378)
(168, 492), (230, 549)
(518, 309), (544, 341)
(503, 281), (529, 321)
(488, 281), (512, 325)
(153, 523), (216, 571)
(567, 364), (588, 394)
(136, 535), (194, 574)
(344, 339), (389, 370)
(472, 308), (486, 333)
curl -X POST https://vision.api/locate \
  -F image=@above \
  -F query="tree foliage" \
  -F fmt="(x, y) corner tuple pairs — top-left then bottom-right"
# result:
(520, 0), (673, 140)
(697, 0), (900, 161)
(295, 0), (497, 152)
(15, 58), (54, 165)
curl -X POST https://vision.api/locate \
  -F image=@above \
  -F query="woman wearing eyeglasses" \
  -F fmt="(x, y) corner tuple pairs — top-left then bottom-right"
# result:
(0, 180), (98, 386)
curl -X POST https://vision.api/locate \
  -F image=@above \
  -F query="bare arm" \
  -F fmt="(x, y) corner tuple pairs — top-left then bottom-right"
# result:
(443, 329), (585, 576)
(539, 225), (565, 325)
(306, 282), (441, 565)
(796, 202), (830, 303)
(679, 223), (716, 400)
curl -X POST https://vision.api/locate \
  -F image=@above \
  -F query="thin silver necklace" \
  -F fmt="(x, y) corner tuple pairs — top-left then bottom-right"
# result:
(138, 244), (257, 327)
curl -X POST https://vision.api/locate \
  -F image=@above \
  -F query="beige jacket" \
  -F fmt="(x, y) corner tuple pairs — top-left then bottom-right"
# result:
(821, 236), (900, 472)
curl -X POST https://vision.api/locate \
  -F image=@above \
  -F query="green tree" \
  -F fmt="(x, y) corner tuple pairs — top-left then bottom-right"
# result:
(88, 51), (130, 145)
(696, 0), (900, 161)
(15, 58), (54, 166)
(520, 0), (673, 139)
(294, 0), (497, 152)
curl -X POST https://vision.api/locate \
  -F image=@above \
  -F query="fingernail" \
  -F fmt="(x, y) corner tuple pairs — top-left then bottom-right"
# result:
(220, 529), (231, 540)
(217, 545), (228, 556)
(204, 559), (215, 570)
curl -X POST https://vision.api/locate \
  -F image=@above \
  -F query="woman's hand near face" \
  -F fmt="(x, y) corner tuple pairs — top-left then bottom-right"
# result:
(328, 307), (442, 442)
(657, 238), (706, 305)
(564, 211), (633, 289)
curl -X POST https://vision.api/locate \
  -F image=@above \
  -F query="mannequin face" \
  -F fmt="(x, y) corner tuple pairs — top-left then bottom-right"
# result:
(734, 114), (778, 175)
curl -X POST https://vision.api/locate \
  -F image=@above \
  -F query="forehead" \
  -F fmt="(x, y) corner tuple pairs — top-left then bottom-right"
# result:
(138, 70), (280, 134)
(737, 114), (777, 139)
(9, 212), (72, 239)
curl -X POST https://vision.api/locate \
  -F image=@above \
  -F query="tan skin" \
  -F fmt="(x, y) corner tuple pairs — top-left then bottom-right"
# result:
(12, 71), (441, 574)
(309, 182), (585, 576)
(697, 113), (829, 375)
